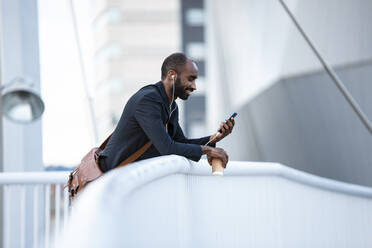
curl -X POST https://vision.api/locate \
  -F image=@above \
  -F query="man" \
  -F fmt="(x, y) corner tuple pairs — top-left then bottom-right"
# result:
(98, 53), (234, 172)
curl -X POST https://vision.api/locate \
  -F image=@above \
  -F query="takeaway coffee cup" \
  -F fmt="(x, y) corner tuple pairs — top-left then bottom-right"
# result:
(212, 158), (224, 176)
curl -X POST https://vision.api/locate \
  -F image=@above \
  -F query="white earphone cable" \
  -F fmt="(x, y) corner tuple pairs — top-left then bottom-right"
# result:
(169, 76), (178, 118)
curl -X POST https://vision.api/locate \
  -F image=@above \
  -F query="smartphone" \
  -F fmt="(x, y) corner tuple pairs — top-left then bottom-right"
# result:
(218, 112), (237, 133)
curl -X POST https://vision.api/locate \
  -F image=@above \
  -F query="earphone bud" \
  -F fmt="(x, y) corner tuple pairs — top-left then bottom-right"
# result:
(169, 73), (178, 117)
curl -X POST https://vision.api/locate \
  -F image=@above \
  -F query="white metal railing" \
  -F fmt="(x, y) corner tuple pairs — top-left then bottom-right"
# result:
(60, 156), (372, 248)
(0, 171), (71, 248)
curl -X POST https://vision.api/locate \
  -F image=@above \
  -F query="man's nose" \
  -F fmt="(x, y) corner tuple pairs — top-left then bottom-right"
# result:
(191, 81), (197, 91)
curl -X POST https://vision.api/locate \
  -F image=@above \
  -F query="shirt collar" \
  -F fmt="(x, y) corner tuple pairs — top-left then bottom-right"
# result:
(155, 81), (177, 117)
(155, 81), (171, 106)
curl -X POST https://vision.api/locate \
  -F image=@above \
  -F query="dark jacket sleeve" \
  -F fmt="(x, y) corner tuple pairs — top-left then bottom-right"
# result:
(174, 122), (216, 147)
(134, 94), (203, 162)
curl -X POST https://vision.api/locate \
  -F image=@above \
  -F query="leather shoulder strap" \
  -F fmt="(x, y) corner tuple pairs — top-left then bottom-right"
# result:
(99, 134), (112, 150)
(109, 116), (170, 169)
(116, 141), (152, 168)
(97, 133), (151, 169)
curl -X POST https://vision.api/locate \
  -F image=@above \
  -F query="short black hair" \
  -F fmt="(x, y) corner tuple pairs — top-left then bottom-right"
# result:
(161, 53), (188, 80)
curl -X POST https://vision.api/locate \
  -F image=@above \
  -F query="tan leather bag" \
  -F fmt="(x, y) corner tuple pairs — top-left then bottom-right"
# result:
(65, 134), (151, 201)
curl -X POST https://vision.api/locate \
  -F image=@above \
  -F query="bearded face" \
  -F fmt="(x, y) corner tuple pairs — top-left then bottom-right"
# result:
(171, 60), (198, 100)
(174, 76), (191, 100)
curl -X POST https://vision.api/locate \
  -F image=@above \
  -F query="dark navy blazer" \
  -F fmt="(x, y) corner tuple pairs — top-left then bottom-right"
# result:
(99, 81), (213, 172)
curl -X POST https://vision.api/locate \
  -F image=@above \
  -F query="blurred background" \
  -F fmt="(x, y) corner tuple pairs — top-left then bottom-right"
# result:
(2, 0), (372, 186)
(33, 0), (372, 186)
(1, 0), (372, 247)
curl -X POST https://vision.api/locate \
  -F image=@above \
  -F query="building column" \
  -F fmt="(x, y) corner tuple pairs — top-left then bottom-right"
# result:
(1, 0), (43, 246)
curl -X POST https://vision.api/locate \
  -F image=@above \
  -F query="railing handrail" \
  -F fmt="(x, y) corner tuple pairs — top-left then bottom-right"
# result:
(1, 159), (372, 198)
(65, 156), (372, 248)
(189, 161), (372, 198)
(0, 171), (71, 184)
(75, 156), (372, 203)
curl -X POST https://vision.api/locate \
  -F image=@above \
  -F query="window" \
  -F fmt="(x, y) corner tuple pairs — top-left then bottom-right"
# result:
(186, 42), (205, 60)
(93, 8), (122, 31)
(185, 8), (204, 26)
(94, 43), (123, 64)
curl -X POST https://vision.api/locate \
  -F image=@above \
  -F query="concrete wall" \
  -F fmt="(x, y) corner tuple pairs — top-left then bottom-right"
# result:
(205, 0), (372, 187)
(0, 25), (3, 246)
(206, 0), (372, 131)
(222, 60), (372, 187)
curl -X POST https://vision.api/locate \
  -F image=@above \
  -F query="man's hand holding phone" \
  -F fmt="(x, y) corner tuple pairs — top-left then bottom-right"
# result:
(201, 112), (237, 170)
(208, 112), (237, 145)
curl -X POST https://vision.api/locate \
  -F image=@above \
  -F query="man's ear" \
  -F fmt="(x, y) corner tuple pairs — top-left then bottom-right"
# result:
(168, 70), (177, 81)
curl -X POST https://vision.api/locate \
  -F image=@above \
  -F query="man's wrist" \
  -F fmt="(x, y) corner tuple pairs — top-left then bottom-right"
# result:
(208, 135), (218, 146)
(201, 145), (213, 155)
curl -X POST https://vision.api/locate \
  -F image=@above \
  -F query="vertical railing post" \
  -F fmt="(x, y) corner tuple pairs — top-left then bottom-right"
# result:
(0, 172), (70, 247)
(33, 185), (39, 248)
(20, 186), (26, 248)
(63, 187), (69, 230)
(3, 186), (9, 248)
(54, 185), (61, 241)
(44, 184), (51, 248)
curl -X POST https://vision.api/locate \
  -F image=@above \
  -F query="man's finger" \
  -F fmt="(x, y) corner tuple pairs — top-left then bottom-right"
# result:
(223, 122), (229, 131)
(219, 122), (225, 132)
(222, 120), (229, 132)
(224, 125), (232, 134)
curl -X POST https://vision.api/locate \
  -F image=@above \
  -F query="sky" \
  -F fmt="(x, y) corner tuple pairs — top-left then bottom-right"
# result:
(38, 0), (96, 166)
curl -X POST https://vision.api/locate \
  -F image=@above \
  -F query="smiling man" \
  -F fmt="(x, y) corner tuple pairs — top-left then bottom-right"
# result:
(98, 53), (234, 172)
